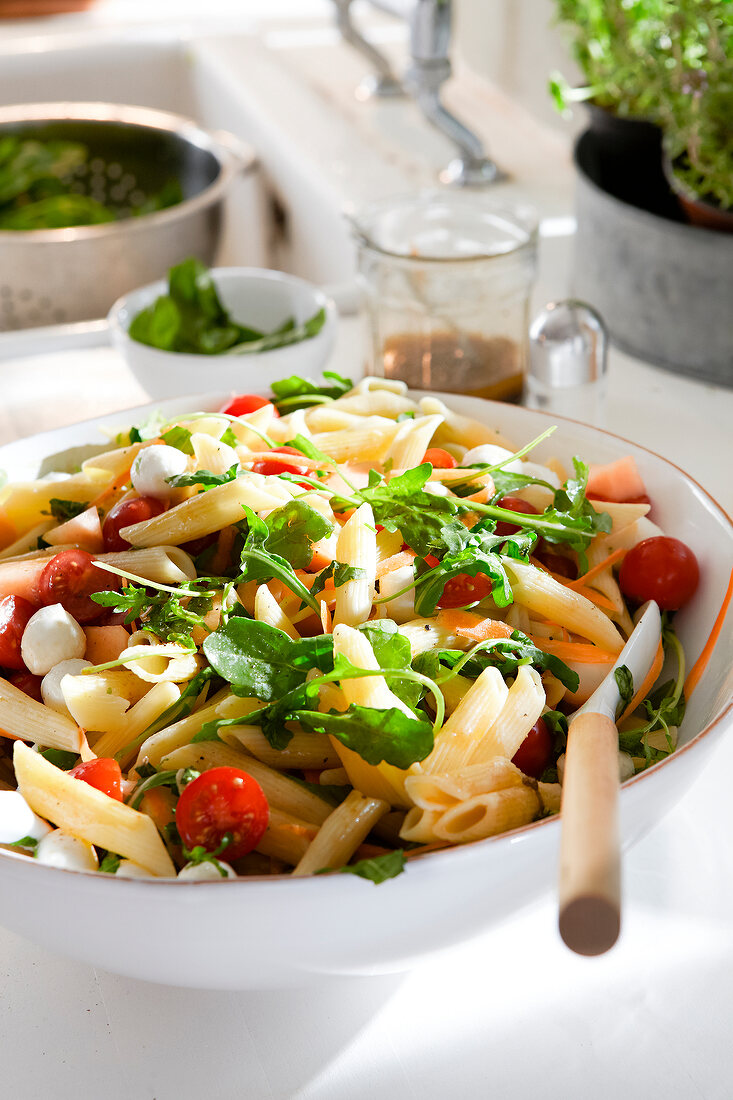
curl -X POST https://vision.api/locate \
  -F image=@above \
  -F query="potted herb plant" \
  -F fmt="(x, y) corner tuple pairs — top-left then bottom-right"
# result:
(550, 0), (733, 385)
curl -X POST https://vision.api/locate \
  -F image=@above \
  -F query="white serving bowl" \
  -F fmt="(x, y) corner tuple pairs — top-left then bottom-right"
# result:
(0, 393), (731, 989)
(108, 268), (337, 400)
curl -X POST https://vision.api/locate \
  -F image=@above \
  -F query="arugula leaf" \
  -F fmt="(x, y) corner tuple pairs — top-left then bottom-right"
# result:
(45, 498), (90, 523)
(264, 501), (333, 570)
(238, 505), (321, 613)
(91, 581), (213, 647)
(271, 371), (353, 413)
(413, 525), (535, 616)
(225, 308), (326, 356)
(99, 853), (122, 874)
(9, 835), (38, 852)
(321, 849), (406, 883)
(39, 748), (79, 770)
(359, 620), (422, 709)
(128, 769), (181, 810)
(203, 617), (334, 702)
(166, 463), (238, 490)
(161, 425), (194, 455)
(614, 665), (634, 714)
(297, 705), (433, 769)
(285, 434), (332, 468)
(308, 561), (366, 603)
(413, 630), (580, 693)
(220, 426), (239, 448)
(332, 464), (460, 558)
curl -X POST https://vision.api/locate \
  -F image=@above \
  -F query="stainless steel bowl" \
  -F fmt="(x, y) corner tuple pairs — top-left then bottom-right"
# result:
(0, 102), (256, 330)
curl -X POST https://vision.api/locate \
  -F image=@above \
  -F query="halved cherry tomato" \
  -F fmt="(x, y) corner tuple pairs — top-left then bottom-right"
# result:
(422, 448), (457, 470)
(0, 595), (37, 670)
(494, 496), (538, 537)
(423, 555), (492, 609)
(176, 766), (269, 859)
(102, 496), (165, 552)
(69, 757), (124, 801)
(251, 446), (310, 485)
(8, 670), (43, 702)
(39, 549), (121, 624)
(512, 717), (552, 779)
(619, 536), (699, 611)
(221, 394), (278, 418)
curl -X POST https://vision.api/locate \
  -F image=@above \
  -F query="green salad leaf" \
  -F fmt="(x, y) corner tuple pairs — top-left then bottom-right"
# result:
(129, 258), (327, 356)
(203, 617), (333, 702)
(297, 705), (433, 769)
(44, 498), (90, 523)
(320, 849), (406, 883)
(270, 371), (352, 413)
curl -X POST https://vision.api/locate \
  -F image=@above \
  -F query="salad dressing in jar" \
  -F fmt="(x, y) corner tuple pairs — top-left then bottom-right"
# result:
(353, 193), (538, 400)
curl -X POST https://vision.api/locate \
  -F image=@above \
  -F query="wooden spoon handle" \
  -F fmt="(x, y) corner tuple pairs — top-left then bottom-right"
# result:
(558, 711), (621, 956)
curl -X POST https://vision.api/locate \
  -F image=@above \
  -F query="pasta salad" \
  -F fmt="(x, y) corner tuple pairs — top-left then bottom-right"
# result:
(0, 376), (699, 883)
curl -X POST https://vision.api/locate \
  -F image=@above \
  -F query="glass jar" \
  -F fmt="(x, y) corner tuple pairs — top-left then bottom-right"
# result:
(352, 192), (538, 401)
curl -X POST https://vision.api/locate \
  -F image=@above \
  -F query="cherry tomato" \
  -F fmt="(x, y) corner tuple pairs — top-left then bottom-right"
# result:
(422, 448), (457, 469)
(423, 555), (492, 609)
(39, 549), (121, 624)
(176, 766), (269, 859)
(0, 595), (37, 670)
(512, 717), (552, 779)
(251, 446), (309, 478)
(221, 394), (278, 418)
(494, 496), (538, 537)
(619, 536), (699, 611)
(102, 496), (165, 552)
(69, 757), (124, 801)
(536, 547), (577, 580)
(8, 670), (43, 702)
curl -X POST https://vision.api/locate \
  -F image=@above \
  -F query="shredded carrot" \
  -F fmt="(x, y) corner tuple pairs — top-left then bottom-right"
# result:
(352, 843), (391, 861)
(435, 609), (485, 633)
(526, 636), (616, 664)
(570, 585), (617, 612)
(375, 550), (415, 579)
(619, 638), (664, 722)
(685, 564), (733, 698)
(403, 841), (450, 859)
(139, 786), (176, 830)
(302, 770), (322, 785)
(567, 547), (627, 590)
(454, 617), (514, 643)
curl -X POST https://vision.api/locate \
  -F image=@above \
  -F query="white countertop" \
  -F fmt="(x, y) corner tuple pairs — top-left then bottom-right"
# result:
(1, 7), (732, 1098)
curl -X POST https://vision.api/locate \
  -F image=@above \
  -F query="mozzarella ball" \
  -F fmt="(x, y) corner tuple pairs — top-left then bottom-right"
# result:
(115, 859), (155, 880)
(462, 444), (521, 471)
(177, 859), (236, 881)
(130, 445), (188, 500)
(0, 791), (52, 845)
(41, 658), (92, 714)
(21, 604), (86, 676)
(35, 830), (99, 872)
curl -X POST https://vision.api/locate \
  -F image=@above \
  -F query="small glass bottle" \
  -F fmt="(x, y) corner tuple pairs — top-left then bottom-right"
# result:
(352, 191), (538, 401)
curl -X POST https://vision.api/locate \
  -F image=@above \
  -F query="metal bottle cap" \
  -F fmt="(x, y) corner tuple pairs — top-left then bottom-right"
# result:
(528, 299), (608, 389)
(525, 300), (608, 423)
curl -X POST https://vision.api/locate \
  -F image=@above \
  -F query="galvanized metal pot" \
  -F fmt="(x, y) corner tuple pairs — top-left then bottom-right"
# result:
(573, 131), (733, 387)
(0, 103), (256, 330)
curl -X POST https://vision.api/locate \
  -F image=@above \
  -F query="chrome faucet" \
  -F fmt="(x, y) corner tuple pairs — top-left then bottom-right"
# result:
(331, 0), (504, 186)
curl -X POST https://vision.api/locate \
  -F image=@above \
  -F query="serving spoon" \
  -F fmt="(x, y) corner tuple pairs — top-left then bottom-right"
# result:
(558, 599), (662, 956)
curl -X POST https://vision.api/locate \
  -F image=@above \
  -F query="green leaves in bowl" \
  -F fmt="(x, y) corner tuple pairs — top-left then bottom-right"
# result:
(127, 258), (327, 355)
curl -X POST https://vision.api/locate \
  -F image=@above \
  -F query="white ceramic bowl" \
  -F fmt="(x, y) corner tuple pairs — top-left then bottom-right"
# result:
(0, 393), (731, 990)
(108, 268), (338, 400)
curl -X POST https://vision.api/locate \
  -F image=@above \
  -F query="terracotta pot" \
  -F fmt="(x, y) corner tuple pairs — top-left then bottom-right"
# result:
(662, 156), (733, 235)
(0, 0), (95, 16)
